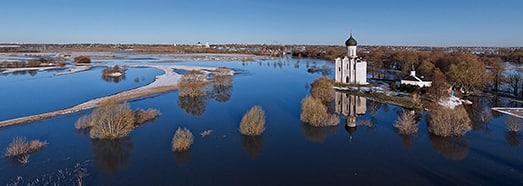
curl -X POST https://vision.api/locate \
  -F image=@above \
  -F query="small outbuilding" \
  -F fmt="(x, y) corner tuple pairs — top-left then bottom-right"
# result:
(400, 69), (432, 87)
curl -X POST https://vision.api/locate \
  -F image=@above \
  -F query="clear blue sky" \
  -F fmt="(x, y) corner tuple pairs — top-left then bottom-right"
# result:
(1, 0), (522, 46)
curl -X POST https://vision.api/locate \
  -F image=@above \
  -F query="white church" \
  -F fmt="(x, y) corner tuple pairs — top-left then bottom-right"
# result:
(335, 32), (367, 85)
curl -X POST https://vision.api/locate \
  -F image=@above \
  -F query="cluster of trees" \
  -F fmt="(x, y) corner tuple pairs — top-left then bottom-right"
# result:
(363, 49), (506, 96)
(0, 57), (65, 68)
(177, 67), (234, 116)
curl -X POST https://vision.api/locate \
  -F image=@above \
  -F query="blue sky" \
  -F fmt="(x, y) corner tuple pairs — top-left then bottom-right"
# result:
(1, 0), (522, 46)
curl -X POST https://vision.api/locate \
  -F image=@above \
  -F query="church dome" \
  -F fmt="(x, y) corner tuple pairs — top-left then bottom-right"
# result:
(345, 35), (357, 46)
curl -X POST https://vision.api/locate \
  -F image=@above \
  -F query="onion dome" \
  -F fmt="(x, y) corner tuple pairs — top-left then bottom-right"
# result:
(345, 34), (357, 46)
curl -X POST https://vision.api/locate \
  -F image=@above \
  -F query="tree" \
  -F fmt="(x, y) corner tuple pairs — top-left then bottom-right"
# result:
(484, 57), (504, 91)
(428, 68), (447, 101)
(178, 70), (208, 97)
(508, 73), (522, 97)
(310, 77), (334, 104)
(446, 53), (491, 94)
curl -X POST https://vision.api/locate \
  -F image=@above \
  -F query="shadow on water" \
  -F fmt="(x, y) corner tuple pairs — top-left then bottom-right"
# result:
(428, 134), (470, 160)
(240, 135), (264, 159)
(301, 123), (338, 143)
(506, 132), (522, 147)
(173, 150), (191, 167)
(91, 137), (133, 174)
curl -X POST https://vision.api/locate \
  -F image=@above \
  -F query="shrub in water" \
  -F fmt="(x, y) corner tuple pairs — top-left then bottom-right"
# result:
(75, 115), (93, 130)
(178, 70), (208, 97)
(240, 106), (266, 136)
(74, 55), (91, 63)
(428, 105), (471, 137)
(310, 77), (334, 104)
(394, 110), (418, 135)
(134, 109), (161, 125)
(89, 101), (135, 140)
(172, 128), (194, 152)
(300, 96), (339, 127)
(4, 137), (48, 157)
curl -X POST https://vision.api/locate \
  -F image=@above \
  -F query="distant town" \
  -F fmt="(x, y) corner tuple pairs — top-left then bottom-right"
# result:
(1, 43), (521, 63)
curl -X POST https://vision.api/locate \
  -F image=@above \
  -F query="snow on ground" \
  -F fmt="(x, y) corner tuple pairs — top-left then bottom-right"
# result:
(438, 96), (472, 109)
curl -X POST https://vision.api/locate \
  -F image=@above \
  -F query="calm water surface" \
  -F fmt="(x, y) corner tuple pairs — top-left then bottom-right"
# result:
(0, 58), (522, 185)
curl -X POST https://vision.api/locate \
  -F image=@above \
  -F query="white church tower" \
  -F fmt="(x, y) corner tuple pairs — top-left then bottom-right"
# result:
(335, 32), (367, 85)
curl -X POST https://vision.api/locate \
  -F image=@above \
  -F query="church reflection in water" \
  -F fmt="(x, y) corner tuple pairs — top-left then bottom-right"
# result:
(335, 91), (366, 141)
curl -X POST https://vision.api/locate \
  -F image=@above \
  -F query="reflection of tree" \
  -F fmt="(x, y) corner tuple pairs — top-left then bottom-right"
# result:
(241, 135), (264, 158)
(397, 134), (415, 149)
(367, 100), (382, 116)
(173, 150), (191, 167)
(91, 137), (133, 174)
(506, 132), (521, 147)
(428, 135), (470, 160)
(211, 84), (232, 103)
(301, 123), (338, 142)
(178, 95), (207, 116)
(464, 96), (493, 132)
(102, 74), (126, 83)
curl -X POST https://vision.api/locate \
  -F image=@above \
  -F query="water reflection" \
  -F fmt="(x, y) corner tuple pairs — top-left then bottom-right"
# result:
(102, 74), (126, 83)
(506, 132), (521, 147)
(173, 150), (191, 167)
(178, 95), (208, 116)
(335, 91), (366, 141)
(428, 135), (470, 160)
(91, 137), (133, 173)
(241, 135), (264, 158)
(301, 123), (338, 143)
(464, 96), (494, 133)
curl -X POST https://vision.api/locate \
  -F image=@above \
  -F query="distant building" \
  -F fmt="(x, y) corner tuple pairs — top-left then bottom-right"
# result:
(400, 68), (432, 87)
(335, 32), (367, 85)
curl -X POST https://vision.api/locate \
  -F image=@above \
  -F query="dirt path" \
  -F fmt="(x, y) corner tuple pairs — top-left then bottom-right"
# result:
(0, 64), (219, 128)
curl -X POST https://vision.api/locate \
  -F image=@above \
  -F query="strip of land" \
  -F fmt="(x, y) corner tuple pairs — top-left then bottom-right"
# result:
(492, 107), (523, 119)
(0, 64), (219, 128)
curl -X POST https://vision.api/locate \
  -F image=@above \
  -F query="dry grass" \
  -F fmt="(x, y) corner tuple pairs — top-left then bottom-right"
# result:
(428, 105), (472, 137)
(134, 109), (160, 125)
(394, 110), (418, 135)
(75, 115), (93, 130)
(506, 116), (522, 132)
(300, 96), (339, 127)
(239, 105), (266, 136)
(89, 101), (135, 140)
(310, 77), (334, 104)
(172, 128), (194, 152)
(4, 137), (48, 157)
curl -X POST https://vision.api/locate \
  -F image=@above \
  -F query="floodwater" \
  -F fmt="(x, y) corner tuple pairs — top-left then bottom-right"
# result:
(0, 57), (522, 185)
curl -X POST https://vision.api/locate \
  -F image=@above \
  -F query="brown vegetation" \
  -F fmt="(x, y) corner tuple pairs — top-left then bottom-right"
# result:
(310, 77), (334, 104)
(75, 115), (93, 130)
(172, 127), (194, 152)
(428, 106), (472, 137)
(300, 96), (339, 127)
(506, 116), (522, 132)
(0, 57), (65, 68)
(76, 100), (160, 139)
(133, 109), (160, 125)
(240, 106), (266, 136)
(394, 110), (418, 135)
(89, 101), (135, 140)
(211, 67), (233, 86)
(4, 137), (48, 157)
(102, 65), (125, 77)
(74, 55), (91, 63)
(178, 70), (208, 97)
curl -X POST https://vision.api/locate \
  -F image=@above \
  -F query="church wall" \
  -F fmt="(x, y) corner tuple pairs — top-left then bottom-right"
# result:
(356, 62), (367, 84)
(335, 57), (342, 83)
